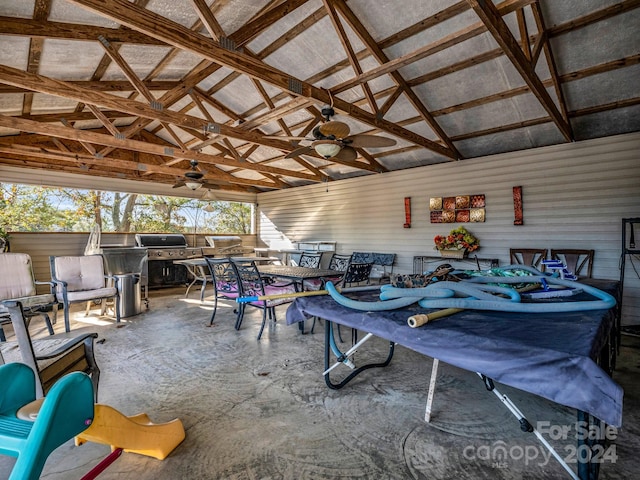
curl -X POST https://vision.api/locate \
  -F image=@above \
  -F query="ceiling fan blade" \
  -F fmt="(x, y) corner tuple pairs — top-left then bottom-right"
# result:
(333, 146), (357, 161)
(345, 134), (397, 148)
(173, 181), (185, 188)
(285, 145), (314, 159)
(318, 121), (350, 139)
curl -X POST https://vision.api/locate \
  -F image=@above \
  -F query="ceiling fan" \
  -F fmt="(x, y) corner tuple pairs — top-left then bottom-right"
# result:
(281, 107), (397, 161)
(173, 159), (211, 191)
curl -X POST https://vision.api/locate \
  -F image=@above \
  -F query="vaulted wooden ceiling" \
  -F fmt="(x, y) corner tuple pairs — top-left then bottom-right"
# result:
(0, 0), (638, 197)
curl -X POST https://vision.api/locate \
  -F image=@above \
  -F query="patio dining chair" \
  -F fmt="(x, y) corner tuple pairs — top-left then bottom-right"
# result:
(343, 262), (374, 287)
(49, 255), (120, 332)
(296, 252), (322, 268)
(232, 260), (297, 340)
(303, 253), (351, 291)
(0, 253), (56, 341)
(509, 248), (548, 271)
(550, 249), (595, 279)
(204, 257), (240, 327)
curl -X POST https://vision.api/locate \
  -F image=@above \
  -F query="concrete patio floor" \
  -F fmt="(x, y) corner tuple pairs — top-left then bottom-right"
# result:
(1, 286), (639, 479)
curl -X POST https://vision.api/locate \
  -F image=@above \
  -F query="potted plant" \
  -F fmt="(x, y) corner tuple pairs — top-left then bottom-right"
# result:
(433, 226), (479, 258)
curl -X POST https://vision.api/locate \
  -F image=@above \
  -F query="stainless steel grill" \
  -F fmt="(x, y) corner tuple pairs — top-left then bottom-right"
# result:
(204, 235), (247, 256)
(135, 234), (200, 288)
(135, 234), (200, 258)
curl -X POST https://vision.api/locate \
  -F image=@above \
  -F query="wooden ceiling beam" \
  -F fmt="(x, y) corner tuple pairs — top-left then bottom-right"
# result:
(330, 0), (461, 159)
(0, 65), (306, 155)
(0, 16), (164, 44)
(0, 114), (320, 183)
(247, 75), (329, 179)
(323, 0), (378, 114)
(466, 0), (572, 141)
(332, 22), (486, 95)
(21, 0), (52, 117)
(0, 80), (178, 94)
(189, 0), (225, 41)
(547, 0), (640, 37)
(86, 104), (122, 137)
(97, 36), (157, 104)
(231, 0), (314, 48)
(68, 0), (456, 159)
(331, 0), (538, 95)
(0, 148), (265, 193)
(531, 2), (570, 130)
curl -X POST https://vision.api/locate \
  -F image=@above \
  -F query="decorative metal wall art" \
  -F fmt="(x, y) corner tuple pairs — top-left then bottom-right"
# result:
(404, 197), (411, 228)
(513, 186), (523, 225)
(429, 194), (485, 223)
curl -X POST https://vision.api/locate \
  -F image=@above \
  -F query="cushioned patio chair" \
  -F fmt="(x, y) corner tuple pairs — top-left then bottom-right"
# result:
(0, 300), (100, 400)
(49, 255), (120, 332)
(0, 363), (94, 480)
(204, 257), (240, 327)
(0, 253), (56, 341)
(232, 260), (297, 340)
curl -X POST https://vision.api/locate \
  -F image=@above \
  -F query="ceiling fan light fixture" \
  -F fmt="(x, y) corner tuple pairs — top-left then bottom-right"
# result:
(185, 180), (202, 190)
(314, 141), (342, 159)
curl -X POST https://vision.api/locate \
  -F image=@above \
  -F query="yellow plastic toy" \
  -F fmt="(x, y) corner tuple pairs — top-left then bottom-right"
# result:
(75, 404), (185, 460)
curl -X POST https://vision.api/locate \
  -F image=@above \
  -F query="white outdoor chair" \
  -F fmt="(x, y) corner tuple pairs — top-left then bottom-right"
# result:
(49, 255), (120, 332)
(0, 253), (56, 341)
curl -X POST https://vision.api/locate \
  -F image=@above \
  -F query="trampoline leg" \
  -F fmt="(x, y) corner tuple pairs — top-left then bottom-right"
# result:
(478, 373), (580, 480)
(324, 332), (374, 376)
(424, 358), (440, 422)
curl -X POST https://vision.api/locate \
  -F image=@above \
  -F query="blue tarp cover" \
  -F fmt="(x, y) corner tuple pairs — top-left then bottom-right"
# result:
(286, 279), (623, 427)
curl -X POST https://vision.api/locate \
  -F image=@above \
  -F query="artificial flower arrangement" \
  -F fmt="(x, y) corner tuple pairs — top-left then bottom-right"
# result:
(434, 226), (480, 252)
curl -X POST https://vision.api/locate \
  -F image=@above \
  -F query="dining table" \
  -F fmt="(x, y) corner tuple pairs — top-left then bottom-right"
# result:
(256, 264), (344, 292)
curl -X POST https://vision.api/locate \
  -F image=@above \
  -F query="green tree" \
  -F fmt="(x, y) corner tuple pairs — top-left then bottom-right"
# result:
(203, 201), (252, 233)
(0, 184), (69, 231)
(110, 192), (138, 232)
(131, 196), (194, 232)
(1, 183), (253, 234)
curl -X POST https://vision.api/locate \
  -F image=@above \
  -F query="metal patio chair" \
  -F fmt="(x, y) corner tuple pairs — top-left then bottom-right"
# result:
(232, 260), (297, 340)
(303, 253), (351, 291)
(296, 251), (322, 268)
(204, 257), (240, 327)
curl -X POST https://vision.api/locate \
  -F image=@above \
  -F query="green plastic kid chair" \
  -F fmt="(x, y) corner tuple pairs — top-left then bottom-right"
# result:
(0, 363), (94, 480)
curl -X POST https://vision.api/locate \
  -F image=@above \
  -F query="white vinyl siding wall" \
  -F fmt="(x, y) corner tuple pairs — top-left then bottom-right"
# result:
(257, 132), (640, 325)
